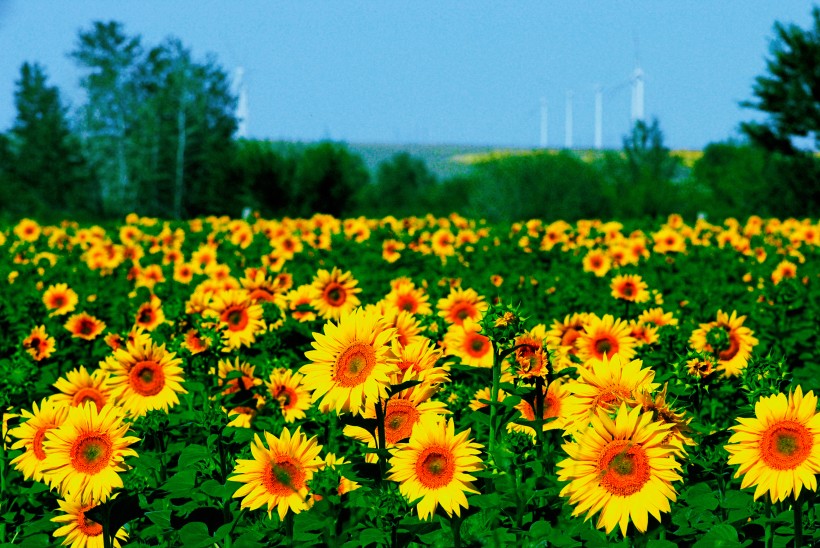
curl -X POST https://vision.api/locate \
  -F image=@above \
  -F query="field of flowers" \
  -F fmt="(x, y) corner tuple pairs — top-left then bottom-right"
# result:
(1, 213), (819, 548)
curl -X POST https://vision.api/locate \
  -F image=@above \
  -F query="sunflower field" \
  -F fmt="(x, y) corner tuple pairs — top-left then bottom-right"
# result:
(1, 213), (819, 548)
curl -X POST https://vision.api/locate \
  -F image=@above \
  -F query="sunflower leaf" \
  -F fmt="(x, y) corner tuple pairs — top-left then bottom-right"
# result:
(386, 379), (423, 397)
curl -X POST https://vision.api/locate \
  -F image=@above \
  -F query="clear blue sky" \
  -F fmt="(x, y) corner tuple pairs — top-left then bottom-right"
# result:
(0, 1), (814, 149)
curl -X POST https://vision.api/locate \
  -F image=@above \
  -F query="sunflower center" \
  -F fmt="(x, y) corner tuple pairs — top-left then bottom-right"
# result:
(53, 296), (66, 307)
(621, 282), (635, 297)
(416, 446), (455, 488)
(335, 343), (377, 387)
(77, 509), (103, 536)
(452, 303), (474, 323)
(79, 320), (95, 336)
(129, 360), (166, 396)
(29, 337), (41, 348)
(561, 327), (580, 347)
(138, 308), (154, 324)
(323, 284), (347, 307)
(383, 399), (420, 444)
(70, 434), (113, 474)
(598, 441), (650, 496)
(761, 420), (813, 470)
(222, 306), (249, 331)
(274, 386), (297, 410)
(262, 457), (306, 496)
(72, 387), (106, 411)
(594, 336), (618, 358)
(397, 295), (417, 313)
(718, 334), (740, 361)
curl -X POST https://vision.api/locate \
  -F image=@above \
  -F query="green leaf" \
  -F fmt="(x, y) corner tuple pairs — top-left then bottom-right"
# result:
(692, 524), (742, 547)
(178, 521), (213, 548)
(233, 532), (267, 548)
(20, 534), (51, 547)
(162, 469), (197, 495)
(178, 444), (210, 469)
(647, 540), (679, 548)
(528, 519), (551, 540)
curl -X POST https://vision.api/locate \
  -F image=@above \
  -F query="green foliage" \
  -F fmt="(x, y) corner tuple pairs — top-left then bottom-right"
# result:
(360, 152), (438, 217)
(291, 141), (370, 218)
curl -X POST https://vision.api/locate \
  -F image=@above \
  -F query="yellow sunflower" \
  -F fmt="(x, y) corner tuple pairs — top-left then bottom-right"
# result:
(582, 249), (611, 277)
(575, 314), (637, 366)
(392, 338), (449, 386)
(209, 289), (267, 350)
(52, 366), (112, 412)
(726, 386), (820, 502)
(507, 379), (570, 438)
(9, 398), (70, 482)
(134, 294), (165, 332)
(558, 404), (683, 536)
(64, 313), (106, 341)
(230, 427), (324, 520)
(310, 267), (362, 320)
(637, 307), (678, 327)
(442, 320), (493, 368)
(285, 284), (318, 323)
(436, 287), (488, 326)
(385, 279), (432, 316)
(388, 417), (483, 520)
(23, 325), (56, 361)
(41, 403), (140, 503)
(52, 495), (128, 548)
(301, 307), (398, 415)
(563, 355), (658, 431)
(43, 283), (78, 316)
(610, 274), (650, 303)
(101, 337), (187, 417)
(265, 368), (312, 423)
(689, 310), (758, 377)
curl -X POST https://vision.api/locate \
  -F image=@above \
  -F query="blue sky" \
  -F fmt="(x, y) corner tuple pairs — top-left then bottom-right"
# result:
(0, 2), (814, 149)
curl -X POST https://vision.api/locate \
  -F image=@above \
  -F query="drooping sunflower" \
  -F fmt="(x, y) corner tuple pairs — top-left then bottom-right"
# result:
(52, 366), (112, 412)
(388, 417), (483, 520)
(511, 324), (550, 379)
(689, 310), (758, 377)
(634, 384), (694, 457)
(230, 427), (324, 520)
(392, 338), (449, 386)
(610, 274), (650, 303)
(22, 325), (56, 361)
(725, 386), (820, 502)
(9, 398), (70, 482)
(209, 289), (267, 350)
(558, 404), (682, 536)
(101, 337), (186, 417)
(442, 320), (493, 368)
(41, 403), (140, 503)
(563, 355), (658, 432)
(266, 368), (312, 423)
(301, 307), (398, 415)
(575, 314), (636, 366)
(43, 283), (78, 316)
(64, 313), (106, 341)
(52, 495), (128, 548)
(310, 267), (362, 320)
(436, 287), (488, 326)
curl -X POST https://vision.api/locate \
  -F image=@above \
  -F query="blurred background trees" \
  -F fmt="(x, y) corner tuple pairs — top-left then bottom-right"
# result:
(0, 8), (818, 223)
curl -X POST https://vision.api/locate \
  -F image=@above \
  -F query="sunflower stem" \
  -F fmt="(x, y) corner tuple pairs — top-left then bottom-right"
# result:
(374, 396), (388, 487)
(489, 346), (502, 460)
(534, 376), (545, 457)
(451, 513), (463, 548)
(284, 511), (295, 547)
(794, 494), (804, 548)
(765, 501), (774, 548)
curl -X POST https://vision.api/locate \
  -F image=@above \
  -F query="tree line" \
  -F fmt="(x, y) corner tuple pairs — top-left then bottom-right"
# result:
(0, 12), (818, 222)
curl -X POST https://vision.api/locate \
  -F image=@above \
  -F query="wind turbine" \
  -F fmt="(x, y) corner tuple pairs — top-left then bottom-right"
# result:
(630, 33), (645, 123)
(233, 67), (249, 139)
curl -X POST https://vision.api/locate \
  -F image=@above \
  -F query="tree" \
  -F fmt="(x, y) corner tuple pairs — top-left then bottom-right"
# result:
(291, 142), (369, 218)
(6, 63), (95, 217)
(362, 152), (438, 216)
(228, 140), (297, 216)
(741, 7), (820, 153)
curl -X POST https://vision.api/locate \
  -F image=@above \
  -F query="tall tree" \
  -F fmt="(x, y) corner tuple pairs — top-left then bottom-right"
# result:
(70, 21), (142, 216)
(741, 7), (820, 153)
(7, 63), (94, 216)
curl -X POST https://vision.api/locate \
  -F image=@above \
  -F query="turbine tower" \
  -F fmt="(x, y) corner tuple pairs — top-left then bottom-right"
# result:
(233, 67), (249, 138)
(540, 97), (548, 148)
(631, 66), (644, 123)
(565, 90), (573, 149)
(594, 85), (603, 150)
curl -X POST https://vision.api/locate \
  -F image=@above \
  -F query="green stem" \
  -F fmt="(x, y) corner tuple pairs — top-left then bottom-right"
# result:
(374, 397), (387, 487)
(534, 376), (545, 457)
(765, 501), (774, 548)
(284, 511), (294, 547)
(794, 495), (804, 548)
(451, 514), (463, 548)
(489, 348), (502, 459)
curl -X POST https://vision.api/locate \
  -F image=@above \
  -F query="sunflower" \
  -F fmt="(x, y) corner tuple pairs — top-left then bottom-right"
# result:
(546, 312), (589, 369)
(436, 287), (488, 326)
(469, 386), (508, 412)
(511, 324), (550, 379)
(285, 284), (318, 323)
(301, 307), (398, 415)
(23, 325), (56, 361)
(610, 274), (650, 303)
(392, 338), (449, 386)
(41, 403), (139, 503)
(209, 289), (267, 350)
(43, 284), (79, 317)
(134, 295), (165, 331)
(771, 260), (797, 285)
(101, 336), (186, 417)
(726, 386), (820, 503)
(442, 320), (493, 368)
(689, 310), (758, 377)
(507, 380), (570, 438)
(266, 368), (312, 423)
(52, 495), (128, 548)
(385, 279), (432, 316)
(230, 427), (324, 520)
(558, 404), (682, 536)
(388, 417), (483, 520)
(582, 249), (611, 277)
(382, 239), (405, 263)
(14, 218), (41, 242)
(64, 313), (106, 341)
(575, 314), (636, 366)
(181, 328), (210, 355)
(563, 355), (658, 431)
(637, 307), (678, 327)
(628, 320), (659, 347)
(344, 370), (449, 461)
(634, 384), (694, 456)
(652, 227), (686, 253)
(9, 398), (70, 482)
(52, 366), (112, 412)
(310, 267), (362, 320)
(323, 453), (360, 495)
